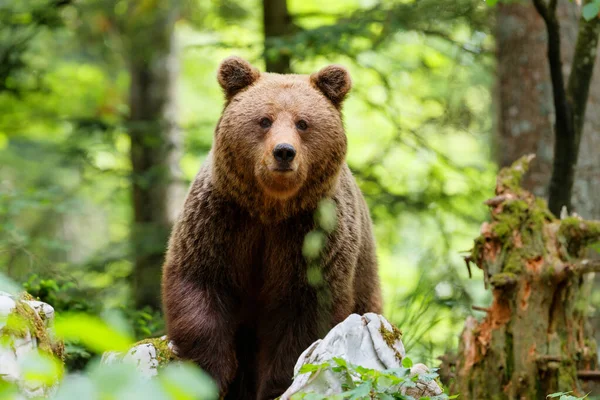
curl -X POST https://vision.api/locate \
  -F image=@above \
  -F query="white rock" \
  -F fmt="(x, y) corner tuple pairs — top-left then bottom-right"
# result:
(0, 345), (20, 382)
(0, 292), (61, 398)
(404, 363), (444, 399)
(281, 313), (442, 399)
(99, 315), (443, 399)
(25, 300), (55, 324)
(101, 335), (177, 378)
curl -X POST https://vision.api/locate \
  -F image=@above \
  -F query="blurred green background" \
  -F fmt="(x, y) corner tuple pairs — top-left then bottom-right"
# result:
(0, 0), (519, 372)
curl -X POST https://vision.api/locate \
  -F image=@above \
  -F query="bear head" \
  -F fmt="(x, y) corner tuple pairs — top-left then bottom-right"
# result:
(212, 56), (352, 221)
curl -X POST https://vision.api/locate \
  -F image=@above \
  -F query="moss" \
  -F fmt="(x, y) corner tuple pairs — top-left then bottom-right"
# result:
(503, 252), (523, 274)
(471, 156), (554, 275)
(475, 177), (551, 280)
(556, 362), (578, 392)
(20, 292), (34, 301)
(471, 236), (485, 265)
(584, 338), (598, 355)
(559, 217), (600, 257)
(379, 322), (403, 361)
(136, 337), (178, 367)
(0, 293), (64, 361)
(489, 272), (518, 288)
(496, 155), (535, 194)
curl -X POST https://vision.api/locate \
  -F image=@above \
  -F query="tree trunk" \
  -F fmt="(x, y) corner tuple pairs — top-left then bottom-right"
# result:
(263, 0), (292, 73)
(454, 156), (599, 399)
(496, 2), (600, 379)
(126, 6), (184, 311)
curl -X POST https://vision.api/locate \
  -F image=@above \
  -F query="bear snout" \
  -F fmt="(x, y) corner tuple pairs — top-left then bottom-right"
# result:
(273, 143), (296, 169)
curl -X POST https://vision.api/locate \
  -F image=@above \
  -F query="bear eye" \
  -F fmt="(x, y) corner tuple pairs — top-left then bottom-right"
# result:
(259, 117), (272, 129)
(296, 120), (308, 131)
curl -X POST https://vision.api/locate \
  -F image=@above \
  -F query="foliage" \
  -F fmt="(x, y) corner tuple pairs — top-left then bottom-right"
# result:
(1, 274), (217, 400)
(583, 0), (600, 20)
(292, 357), (453, 400)
(0, 353), (218, 400)
(19, 274), (164, 370)
(1, 0), (496, 373)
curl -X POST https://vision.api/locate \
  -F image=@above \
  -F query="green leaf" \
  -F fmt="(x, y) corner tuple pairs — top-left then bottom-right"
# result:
(332, 357), (348, 368)
(299, 362), (329, 374)
(486, 0), (499, 5)
(302, 231), (326, 260)
(582, 1), (600, 21)
(342, 382), (372, 400)
(54, 312), (133, 353)
(548, 392), (572, 399)
(316, 199), (337, 233)
(159, 362), (218, 400)
(418, 372), (439, 382)
(402, 357), (413, 368)
(297, 393), (328, 400)
(19, 350), (64, 387)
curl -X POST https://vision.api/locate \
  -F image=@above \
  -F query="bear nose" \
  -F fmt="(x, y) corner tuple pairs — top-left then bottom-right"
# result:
(273, 143), (296, 163)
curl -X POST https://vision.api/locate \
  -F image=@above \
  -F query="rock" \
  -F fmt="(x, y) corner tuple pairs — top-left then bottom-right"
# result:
(101, 335), (178, 378)
(404, 363), (445, 399)
(280, 313), (443, 399)
(0, 291), (64, 398)
(101, 313), (443, 399)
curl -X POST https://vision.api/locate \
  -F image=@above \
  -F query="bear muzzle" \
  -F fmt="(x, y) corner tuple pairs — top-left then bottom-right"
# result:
(272, 143), (296, 171)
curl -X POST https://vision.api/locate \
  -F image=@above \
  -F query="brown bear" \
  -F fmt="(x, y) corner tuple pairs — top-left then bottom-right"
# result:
(162, 57), (382, 400)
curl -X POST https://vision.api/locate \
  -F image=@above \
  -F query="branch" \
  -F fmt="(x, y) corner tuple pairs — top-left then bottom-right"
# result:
(471, 305), (491, 313)
(576, 259), (600, 274)
(532, 0), (549, 20)
(578, 370), (600, 380)
(566, 7), (600, 147)
(553, 259), (600, 282)
(532, 0), (580, 216)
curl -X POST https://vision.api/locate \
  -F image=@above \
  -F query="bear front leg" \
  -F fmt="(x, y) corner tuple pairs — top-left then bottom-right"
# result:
(163, 275), (238, 394)
(255, 299), (329, 400)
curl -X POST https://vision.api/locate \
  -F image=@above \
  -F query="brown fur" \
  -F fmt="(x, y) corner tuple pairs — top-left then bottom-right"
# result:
(162, 57), (382, 400)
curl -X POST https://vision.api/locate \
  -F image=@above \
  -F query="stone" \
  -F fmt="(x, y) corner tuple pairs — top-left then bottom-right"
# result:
(280, 313), (442, 399)
(101, 335), (178, 378)
(0, 291), (62, 398)
(101, 313), (443, 399)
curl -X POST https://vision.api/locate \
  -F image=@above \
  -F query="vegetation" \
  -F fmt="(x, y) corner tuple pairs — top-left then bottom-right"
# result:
(292, 357), (448, 400)
(1, 0), (599, 398)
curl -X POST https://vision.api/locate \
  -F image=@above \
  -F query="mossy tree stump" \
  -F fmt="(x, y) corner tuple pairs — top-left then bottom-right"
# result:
(454, 155), (600, 399)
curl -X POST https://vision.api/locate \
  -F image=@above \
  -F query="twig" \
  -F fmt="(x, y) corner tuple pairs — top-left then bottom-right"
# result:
(578, 370), (600, 380)
(576, 259), (600, 275)
(484, 195), (511, 207)
(464, 256), (473, 279)
(537, 355), (563, 362)
(471, 305), (491, 313)
(553, 259), (600, 282)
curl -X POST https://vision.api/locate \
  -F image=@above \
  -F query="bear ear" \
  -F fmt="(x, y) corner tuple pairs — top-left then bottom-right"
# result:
(310, 65), (352, 107)
(217, 56), (260, 99)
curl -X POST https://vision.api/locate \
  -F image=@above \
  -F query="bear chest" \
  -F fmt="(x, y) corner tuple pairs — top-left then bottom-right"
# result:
(227, 213), (317, 313)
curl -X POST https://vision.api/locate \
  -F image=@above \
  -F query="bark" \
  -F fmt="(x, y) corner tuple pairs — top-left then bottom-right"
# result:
(263, 0), (292, 73)
(126, 5), (185, 310)
(454, 156), (600, 399)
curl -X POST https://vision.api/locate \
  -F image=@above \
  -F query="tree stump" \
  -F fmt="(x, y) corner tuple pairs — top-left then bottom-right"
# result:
(454, 155), (600, 399)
